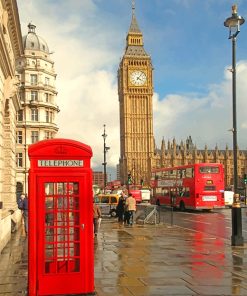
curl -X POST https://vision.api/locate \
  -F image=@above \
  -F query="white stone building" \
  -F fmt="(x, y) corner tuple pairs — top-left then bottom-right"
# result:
(0, 0), (23, 253)
(16, 23), (59, 195)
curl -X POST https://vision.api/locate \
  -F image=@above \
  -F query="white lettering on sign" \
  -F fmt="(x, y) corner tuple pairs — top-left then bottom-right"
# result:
(38, 160), (83, 167)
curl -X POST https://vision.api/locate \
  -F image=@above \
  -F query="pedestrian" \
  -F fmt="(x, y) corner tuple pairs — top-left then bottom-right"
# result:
(116, 194), (125, 223)
(17, 193), (28, 234)
(93, 200), (101, 237)
(125, 193), (136, 225)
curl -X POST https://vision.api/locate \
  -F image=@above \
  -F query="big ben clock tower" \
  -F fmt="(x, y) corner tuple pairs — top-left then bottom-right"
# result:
(118, 2), (154, 186)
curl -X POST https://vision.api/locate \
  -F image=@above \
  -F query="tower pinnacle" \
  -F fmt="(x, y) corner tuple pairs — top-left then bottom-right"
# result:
(132, 0), (135, 15)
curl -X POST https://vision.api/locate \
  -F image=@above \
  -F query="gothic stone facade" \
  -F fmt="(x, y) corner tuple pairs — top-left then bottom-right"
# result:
(153, 136), (247, 189)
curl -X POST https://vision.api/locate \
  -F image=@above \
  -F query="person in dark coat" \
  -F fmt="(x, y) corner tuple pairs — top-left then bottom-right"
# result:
(116, 194), (125, 223)
(17, 194), (28, 234)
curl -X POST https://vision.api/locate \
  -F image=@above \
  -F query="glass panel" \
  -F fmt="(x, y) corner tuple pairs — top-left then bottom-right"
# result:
(200, 166), (219, 174)
(101, 196), (109, 203)
(73, 182), (79, 194)
(45, 212), (54, 224)
(43, 181), (81, 274)
(45, 196), (54, 209)
(111, 197), (117, 203)
(45, 183), (54, 195)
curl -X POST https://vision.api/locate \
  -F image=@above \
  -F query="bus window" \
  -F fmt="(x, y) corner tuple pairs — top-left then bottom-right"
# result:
(204, 185), (216, 191)
(178, 169), (186, 179)
(180, 187), (190, 197)
(186, 168), (194, 178)
(199, 166), (219, 173)
(169, 170), (177, 178)
(156, 172), (162, 178)
(162, 188), (169, 196)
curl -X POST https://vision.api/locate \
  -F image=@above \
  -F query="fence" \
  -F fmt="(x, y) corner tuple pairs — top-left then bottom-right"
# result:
(135, 204), (160, 225)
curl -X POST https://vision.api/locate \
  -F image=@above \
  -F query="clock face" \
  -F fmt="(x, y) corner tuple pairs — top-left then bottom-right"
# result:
(130, 70), (147, 86)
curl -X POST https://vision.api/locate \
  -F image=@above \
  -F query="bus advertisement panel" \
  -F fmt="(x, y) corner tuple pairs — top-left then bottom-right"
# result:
(150, 163), (225, 211)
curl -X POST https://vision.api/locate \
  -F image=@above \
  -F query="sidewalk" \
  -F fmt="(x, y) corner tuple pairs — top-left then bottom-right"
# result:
(1, 220), (247, 295)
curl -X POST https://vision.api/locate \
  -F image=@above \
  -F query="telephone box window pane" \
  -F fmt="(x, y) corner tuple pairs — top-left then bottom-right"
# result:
(46, 233), (54, 242)
(57, 183), (66, 194)
(45, 212), (54, 226)
(70, 228), (80, 241)
(69, 212), (79, 225)
(57, 196), (68, 209)
(45, 196), (54, 208)
(45, 183), (54, 195)
(57, 232), (66, 241)
(45, 249), (54, 259)
(44, 181), (81, 274)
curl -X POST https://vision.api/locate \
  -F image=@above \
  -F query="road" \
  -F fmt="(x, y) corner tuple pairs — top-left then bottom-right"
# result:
(160, 207), (247, 242)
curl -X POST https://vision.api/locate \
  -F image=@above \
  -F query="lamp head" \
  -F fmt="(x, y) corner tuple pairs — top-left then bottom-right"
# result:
(224, 4), (245, 39)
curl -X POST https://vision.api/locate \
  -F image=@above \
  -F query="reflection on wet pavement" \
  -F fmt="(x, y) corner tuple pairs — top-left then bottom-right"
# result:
(1, 220), (247, 295)
(94, 220), (247, 296)
(0, 226), (28, 295)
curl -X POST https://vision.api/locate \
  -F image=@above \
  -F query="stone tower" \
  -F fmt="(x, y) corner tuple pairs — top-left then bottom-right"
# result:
(118, 3), (154, 186)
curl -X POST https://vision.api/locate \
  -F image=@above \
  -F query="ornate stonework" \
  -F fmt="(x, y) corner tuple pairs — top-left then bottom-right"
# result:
(153, 136), (247, 188)
(118, 8), (154, 186)
(0, 0), (23, 254)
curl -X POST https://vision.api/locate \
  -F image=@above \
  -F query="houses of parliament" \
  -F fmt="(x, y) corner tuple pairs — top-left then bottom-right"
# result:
(118, 3), (247, 189)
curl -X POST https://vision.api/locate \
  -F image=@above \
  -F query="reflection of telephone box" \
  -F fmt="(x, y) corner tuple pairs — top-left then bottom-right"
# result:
(28, 139), (94, 296)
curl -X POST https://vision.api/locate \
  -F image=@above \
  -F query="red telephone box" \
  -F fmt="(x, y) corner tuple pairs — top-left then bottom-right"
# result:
(28, 139), (94, 296)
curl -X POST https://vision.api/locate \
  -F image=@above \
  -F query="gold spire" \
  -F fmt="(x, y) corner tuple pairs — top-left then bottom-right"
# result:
(132, 0), (135, 15)
(232, 4), (237, 15)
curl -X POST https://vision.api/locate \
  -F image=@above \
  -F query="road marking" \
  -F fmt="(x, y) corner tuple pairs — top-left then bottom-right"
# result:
(182, 218), (210, 225)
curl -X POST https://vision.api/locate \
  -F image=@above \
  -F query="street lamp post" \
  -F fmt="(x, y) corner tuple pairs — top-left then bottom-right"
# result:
(224, 4), (245, 246)
(102, 124), (110, 193)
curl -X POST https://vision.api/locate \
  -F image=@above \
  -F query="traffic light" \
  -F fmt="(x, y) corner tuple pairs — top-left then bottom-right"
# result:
(244, 173), (247, 185)
(127, 173), (132, 185)
(140, 179), (144, 186)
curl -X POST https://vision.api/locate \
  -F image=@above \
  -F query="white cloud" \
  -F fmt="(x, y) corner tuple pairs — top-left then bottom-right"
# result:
(154, 61), (247, 149)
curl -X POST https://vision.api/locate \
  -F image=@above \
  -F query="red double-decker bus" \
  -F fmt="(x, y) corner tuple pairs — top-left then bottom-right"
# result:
(150, 163), (225, 211)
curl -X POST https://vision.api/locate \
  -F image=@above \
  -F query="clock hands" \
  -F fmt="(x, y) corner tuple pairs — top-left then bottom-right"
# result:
(130, 71), (146, 85)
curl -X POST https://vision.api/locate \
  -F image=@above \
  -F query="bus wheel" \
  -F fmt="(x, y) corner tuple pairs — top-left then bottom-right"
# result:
(179, 201), (185, 211)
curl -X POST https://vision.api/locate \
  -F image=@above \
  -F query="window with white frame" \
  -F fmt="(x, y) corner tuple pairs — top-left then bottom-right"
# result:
(17, 110), (23, 121)
(45, 77), (50, 86)
(31, 109), (38, 121)
(16, 131), (23, 144)
(45, 93), (49, 102)
(16, 153), (23, 167)
(31, 131), (39, 143)
(31, 91), (38, 101)
(30, 74), (37, 85)
(46, 110), (53, 123)
(44, 131), (53, 139)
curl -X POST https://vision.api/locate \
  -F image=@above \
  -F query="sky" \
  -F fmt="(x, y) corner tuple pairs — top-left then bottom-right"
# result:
(17, 0), (247, 179)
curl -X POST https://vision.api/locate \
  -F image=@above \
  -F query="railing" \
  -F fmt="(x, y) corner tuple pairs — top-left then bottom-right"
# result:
(135, 204), (160, 225)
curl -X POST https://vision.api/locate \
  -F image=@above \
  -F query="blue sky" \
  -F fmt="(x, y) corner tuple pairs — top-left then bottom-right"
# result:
(17, 0), (247, 177)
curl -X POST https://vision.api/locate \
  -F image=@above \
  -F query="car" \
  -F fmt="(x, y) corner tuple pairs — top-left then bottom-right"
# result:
(94, 194), (119, 217)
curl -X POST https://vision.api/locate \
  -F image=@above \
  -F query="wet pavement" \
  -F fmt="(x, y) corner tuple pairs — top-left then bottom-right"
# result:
(1, 219), (247, 295)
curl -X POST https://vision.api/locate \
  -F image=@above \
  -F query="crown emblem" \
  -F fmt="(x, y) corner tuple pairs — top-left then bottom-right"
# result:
(54, 145), (67, 154)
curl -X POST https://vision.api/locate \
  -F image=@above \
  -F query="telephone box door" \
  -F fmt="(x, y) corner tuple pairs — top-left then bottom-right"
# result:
(37, 176), (90, 295)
